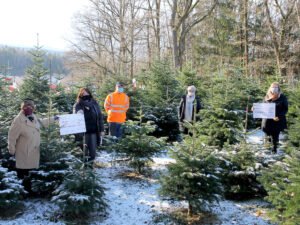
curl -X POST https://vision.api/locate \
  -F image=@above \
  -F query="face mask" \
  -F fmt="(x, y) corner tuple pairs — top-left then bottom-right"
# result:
(270, 87), (279, 94)
(188, 91), (195, 97)
(81, 95), (91, 101)
(117, 87), (124, 93)
(23, 108), (33, 116)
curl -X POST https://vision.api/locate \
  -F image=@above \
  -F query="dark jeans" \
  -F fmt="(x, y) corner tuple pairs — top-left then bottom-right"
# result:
(109, 122), (123, 138)
(85, 133), (97, 161)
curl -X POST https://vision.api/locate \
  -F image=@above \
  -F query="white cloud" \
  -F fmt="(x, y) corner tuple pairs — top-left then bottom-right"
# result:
(0, 0), (88, 51)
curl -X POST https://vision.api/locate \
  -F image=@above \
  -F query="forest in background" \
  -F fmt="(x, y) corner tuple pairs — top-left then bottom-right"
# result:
(0, 46), (67, 76)
(0, 0), (300, 224)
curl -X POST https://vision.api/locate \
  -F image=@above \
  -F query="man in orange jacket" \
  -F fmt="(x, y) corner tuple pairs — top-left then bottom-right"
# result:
(104, 82), (130, 138)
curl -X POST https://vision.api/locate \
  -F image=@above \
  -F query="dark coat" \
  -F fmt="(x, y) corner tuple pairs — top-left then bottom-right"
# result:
(73, 99), (104, 145)
(178, 95), (201, 122)
(262, 94), (288, 134)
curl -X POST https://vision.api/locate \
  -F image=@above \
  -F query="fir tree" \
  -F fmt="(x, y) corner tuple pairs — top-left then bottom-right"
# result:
(259, 150), (300, 225)
(52, 165), (107, 220)
(0, 166), (26, 217)
(29, 95), (79, 197)
(111, 111), (166, 174)
(159, 123), (223, 216)
(195, 108), (243, 148)
(218, 142), (266, 199)
(0, 78), (20, 170)
(19, 44), (49, 113)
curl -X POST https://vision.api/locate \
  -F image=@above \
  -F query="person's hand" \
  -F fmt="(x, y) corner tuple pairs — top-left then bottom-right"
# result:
(273, 117), (280, 121)
(100, 131), (105, 136)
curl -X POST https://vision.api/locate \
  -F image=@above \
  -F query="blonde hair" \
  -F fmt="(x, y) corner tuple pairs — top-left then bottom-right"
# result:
(265, 82), (281, 100)
(187, 85), (196, 92)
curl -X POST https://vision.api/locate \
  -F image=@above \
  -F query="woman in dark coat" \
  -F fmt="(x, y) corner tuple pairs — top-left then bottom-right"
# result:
(262, 82), (288, 153)
(178, 85), (201, 134)
(73, 88), (104, 161)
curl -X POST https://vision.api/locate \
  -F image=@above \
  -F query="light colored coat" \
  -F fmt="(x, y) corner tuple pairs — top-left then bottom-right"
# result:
(8, 112), (52, 169)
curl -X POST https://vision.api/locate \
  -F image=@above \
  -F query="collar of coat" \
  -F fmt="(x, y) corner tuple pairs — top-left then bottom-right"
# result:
(18, 111), (40, 130)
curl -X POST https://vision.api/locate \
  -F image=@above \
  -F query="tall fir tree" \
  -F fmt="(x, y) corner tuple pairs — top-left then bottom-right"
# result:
(19, 44), (49, 113)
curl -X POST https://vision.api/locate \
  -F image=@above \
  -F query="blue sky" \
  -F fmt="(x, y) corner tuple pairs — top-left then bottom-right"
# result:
(0, 0), (88, 51)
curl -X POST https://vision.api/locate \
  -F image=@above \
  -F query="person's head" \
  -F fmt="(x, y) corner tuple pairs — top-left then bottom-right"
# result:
(76, 88), (93, 102)
(267, 82), (281, 96)
(21, 99), (35, 116)
(187, 85), (196, 96)
(115, 82), (124, 93)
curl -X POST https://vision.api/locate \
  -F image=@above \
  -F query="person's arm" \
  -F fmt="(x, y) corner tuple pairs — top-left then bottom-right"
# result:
(104, 95), (111, 113)
(125, 95), (130, 111)
(8, 118), (21, 155)
(178, 97), (184, 121)
(196, 96), (201, 113)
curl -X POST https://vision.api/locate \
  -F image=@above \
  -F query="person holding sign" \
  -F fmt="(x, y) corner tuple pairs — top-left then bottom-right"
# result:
(261, 82), (288, 153)
(73, 88), (104, 161)
(104, 82), (130, 138)
(8, 99), (57, 192)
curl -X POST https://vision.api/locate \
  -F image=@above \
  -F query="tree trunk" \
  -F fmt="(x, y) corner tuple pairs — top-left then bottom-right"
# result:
(244, 0), (249, 77)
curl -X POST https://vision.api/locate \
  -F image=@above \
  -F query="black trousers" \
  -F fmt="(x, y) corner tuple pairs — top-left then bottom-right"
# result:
(17, 168), (33, 193)
(264, 130), (280, 152)
(85, 133), (97, 161)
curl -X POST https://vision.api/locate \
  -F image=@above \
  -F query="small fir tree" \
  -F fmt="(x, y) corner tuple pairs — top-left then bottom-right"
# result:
(51, 165), (107, 220)
(259, 150), (300, 225)
(218, 142), (266, 199)
(195, 108), (243, 148)
(159, 123), (223, 216)
(111, 111), (166, 174)
(0, 166), (26, 217)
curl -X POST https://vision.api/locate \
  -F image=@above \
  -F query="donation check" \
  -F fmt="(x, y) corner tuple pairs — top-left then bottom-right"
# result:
(59, 114), (86, 135)
(253, 103), (275, 119)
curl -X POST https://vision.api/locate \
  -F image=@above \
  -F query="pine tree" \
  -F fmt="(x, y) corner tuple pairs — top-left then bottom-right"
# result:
(0, 166), (26, 217)
(159, 123), (223, 216)
(51, 165), (107, 220)
(19, 44), (49, 113)
(111, 111), (166, 174)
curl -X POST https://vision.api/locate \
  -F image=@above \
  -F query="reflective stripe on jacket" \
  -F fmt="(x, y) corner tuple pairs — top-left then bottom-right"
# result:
(104, 92), (129, 123)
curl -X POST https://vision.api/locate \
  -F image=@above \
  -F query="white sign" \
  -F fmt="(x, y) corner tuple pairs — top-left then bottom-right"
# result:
(253, 103), (275, 119)
(59, 114), (86, 135)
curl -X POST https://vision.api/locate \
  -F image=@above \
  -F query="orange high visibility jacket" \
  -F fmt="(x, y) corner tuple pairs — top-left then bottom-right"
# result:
(104, 92), (130, 123)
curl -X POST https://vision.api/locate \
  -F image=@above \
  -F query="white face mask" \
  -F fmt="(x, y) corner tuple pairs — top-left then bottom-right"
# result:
(270, 87), (279, 94)
(188, 91), (195, 96)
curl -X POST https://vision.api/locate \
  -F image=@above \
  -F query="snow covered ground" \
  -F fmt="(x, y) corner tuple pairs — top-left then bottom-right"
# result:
(0, 130), (276, 225)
